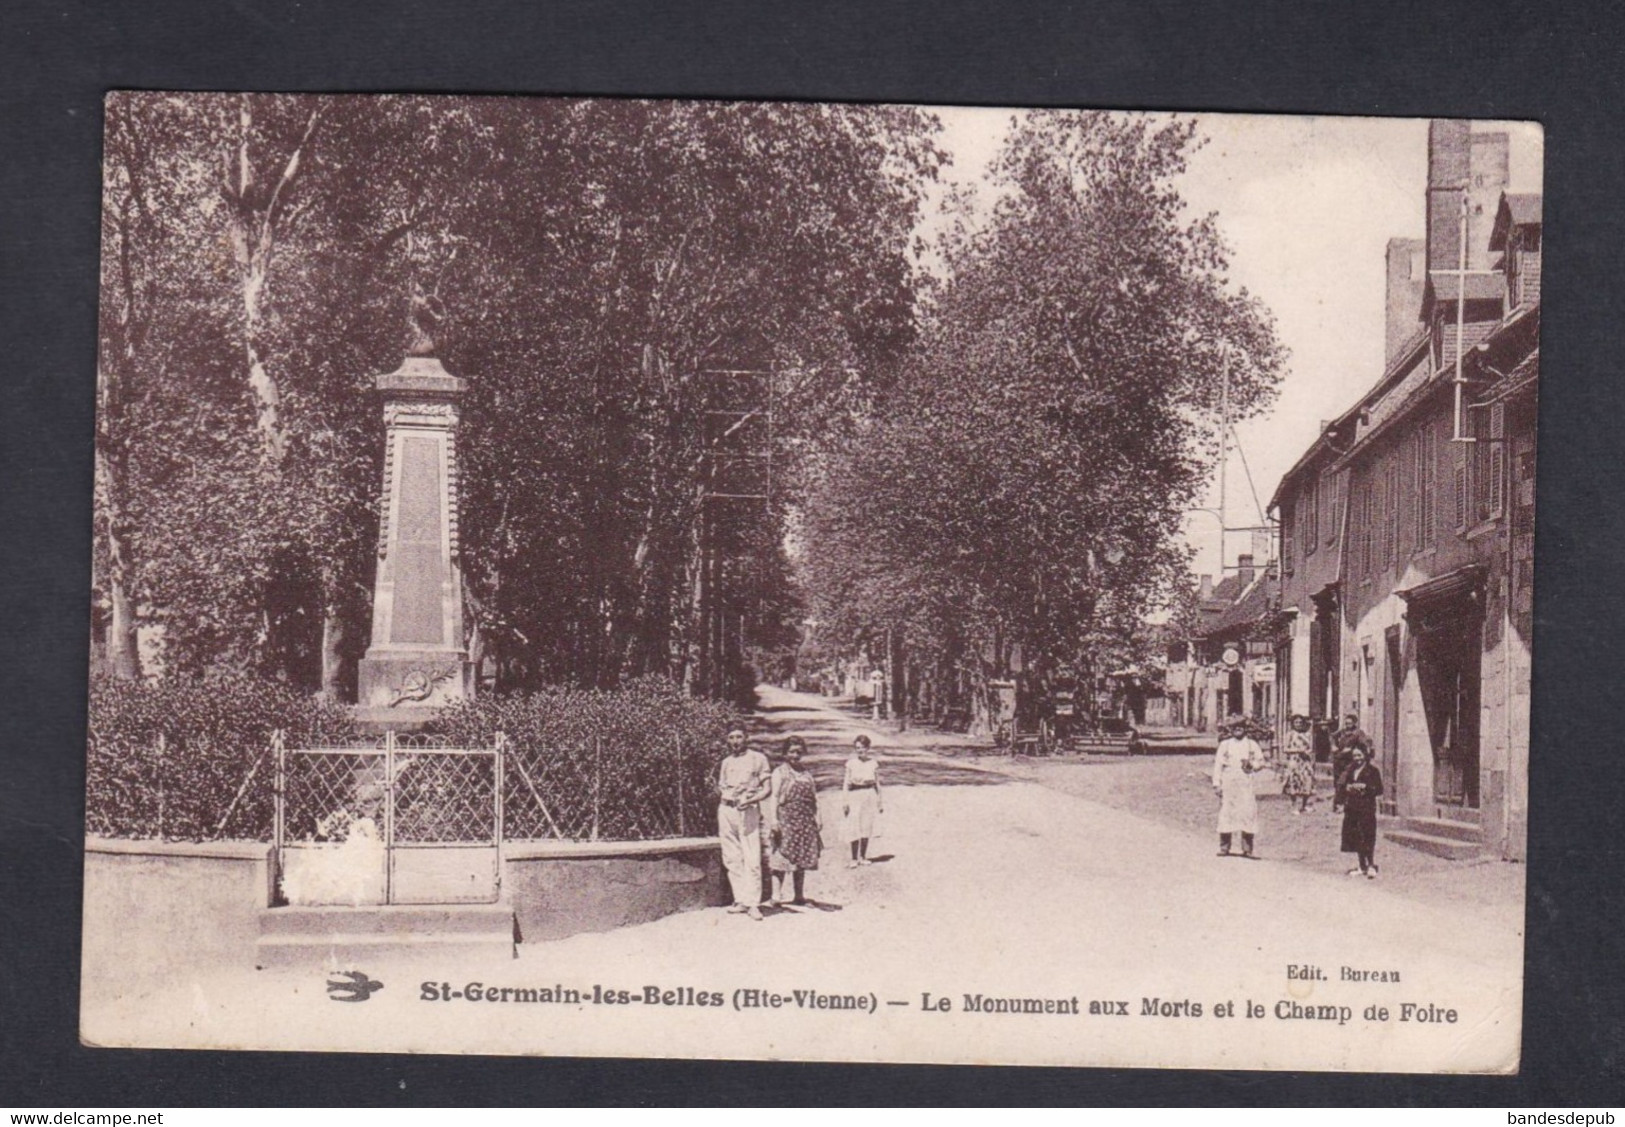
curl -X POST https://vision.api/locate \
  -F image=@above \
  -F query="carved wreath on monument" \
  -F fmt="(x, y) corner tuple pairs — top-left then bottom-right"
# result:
(389, 664), (457, 707)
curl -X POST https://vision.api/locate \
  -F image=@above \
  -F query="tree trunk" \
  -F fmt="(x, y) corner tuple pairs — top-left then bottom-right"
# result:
(319, 602), (345, 700)
(105, 541), (142, 681)
(93, 406), (142, 680)
(680, 491), (706, 695)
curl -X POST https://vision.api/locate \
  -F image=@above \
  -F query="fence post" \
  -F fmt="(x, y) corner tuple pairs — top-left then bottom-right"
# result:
(384, 730), (396, 905)
(591, 734), (602, 842)
(272, 730), (285, 862)
(676, 734), (685, 836)
(494, 732), (506, 899)
(155, 731), (166, 842)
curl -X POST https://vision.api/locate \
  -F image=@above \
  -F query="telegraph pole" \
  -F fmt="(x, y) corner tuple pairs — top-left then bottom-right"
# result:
(1218, 350), (1230, 574)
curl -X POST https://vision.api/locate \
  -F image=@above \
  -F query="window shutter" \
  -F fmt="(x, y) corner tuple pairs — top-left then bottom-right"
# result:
(1397, 434), (1413, 557)
(1375, 468), (1387, 570)
(1333, 472), (1347, 545)
(1306, 477), (1318, 552)
(1412, 431), (1424, 551)
(1362, 480), (1374, 574)
(1418, 425), (1437, 550)
(1488, 402), (1507, 516)
(1386, 459), (1399, 568)
(1453, 440), (1469, 530)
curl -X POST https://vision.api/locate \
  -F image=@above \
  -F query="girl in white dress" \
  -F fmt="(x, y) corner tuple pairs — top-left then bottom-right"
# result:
(842, 734), (884, 867)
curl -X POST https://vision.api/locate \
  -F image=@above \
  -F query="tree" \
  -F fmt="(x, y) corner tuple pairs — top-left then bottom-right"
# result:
(800, 111), (1286, 728)
(98, 94), (472, 689)
(438, 98), (943, 693)
(95, 94), (943, 700)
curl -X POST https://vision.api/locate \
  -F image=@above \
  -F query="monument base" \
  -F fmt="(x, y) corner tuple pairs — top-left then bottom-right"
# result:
(356, 649), (472, 733)
(351, 705), (440, 735)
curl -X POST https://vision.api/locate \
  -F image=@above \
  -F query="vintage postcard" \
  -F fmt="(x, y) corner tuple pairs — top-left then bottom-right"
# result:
(81, 93), (1539, 1072)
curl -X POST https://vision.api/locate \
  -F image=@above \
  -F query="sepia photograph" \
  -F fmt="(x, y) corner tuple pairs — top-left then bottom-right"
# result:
(79, 92), (1541, 1073)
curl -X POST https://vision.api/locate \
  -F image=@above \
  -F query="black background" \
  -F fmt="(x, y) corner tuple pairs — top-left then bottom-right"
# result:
(2, 0), (1621, 1107)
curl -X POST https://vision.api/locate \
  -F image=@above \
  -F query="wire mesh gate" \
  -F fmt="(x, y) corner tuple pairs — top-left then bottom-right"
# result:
(273, 732), (505, 906)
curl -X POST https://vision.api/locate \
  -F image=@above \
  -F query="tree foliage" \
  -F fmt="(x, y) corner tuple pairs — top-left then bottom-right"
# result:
(95, 94), (941, 696)
(800, 112), (1286, 716)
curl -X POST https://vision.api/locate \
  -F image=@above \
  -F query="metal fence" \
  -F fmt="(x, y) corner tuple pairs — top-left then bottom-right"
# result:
(501, 733), (714, 842)
(90, 726), (718, 846)
(274, 732), (506, 906)
(84, 729), (280, 842)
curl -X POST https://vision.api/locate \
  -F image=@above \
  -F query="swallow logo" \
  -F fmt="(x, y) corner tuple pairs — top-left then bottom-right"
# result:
(326, 970), (384, 1002)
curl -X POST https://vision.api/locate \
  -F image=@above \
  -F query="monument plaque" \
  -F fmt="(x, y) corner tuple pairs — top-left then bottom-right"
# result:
(355, 353), (472, 728)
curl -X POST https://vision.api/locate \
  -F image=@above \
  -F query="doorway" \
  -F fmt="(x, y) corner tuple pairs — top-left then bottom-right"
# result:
(1382, 626), (1402, 814)
(1416, 616), (1482, 810)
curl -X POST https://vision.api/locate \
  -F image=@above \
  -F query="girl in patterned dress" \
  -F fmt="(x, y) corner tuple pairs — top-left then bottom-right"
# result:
(1281, 714), (1317, 813)
(767, 736), (823, 906)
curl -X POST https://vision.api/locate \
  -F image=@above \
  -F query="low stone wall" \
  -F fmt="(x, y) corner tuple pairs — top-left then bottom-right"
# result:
(503, 838), (725, 942)
(81, 837), (273, 1003)
(80, 836), (722, 997)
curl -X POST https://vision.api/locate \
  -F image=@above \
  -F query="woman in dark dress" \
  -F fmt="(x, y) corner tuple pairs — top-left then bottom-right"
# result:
(1339, 745), (1384, 879)
(766, 736), (823, 906)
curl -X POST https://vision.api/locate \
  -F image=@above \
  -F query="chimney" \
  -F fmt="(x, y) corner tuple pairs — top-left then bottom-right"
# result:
(1427, 121), (1511, 278)
(1237, 554), (1256, 587)
(1385, 236), (1427, 362)
(1468, 132), (1510, 270)
(1199, 574), (1213, 602)
(1427, 120), (1470, 277)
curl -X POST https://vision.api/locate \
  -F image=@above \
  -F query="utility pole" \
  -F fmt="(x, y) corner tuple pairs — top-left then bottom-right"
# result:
(698, 366), (774, 701)
(1218, 349), (1230, 574)
(1452, 186), (1476, 445)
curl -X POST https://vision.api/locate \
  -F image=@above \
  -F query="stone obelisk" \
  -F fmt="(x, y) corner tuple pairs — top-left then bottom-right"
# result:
(356, 310), (472, 729)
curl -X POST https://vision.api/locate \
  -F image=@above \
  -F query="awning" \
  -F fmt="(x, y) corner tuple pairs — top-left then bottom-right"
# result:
(1398, 565), (1486, 634)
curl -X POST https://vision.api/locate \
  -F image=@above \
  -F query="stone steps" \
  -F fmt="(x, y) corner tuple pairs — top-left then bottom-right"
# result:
(256, 902), (516, 969)
(1383, 815), (1484, 861)
(1401, 815), (1483, 842)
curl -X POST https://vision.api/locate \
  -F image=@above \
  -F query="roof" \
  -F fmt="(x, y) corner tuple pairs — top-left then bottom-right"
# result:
(1473, 347), (1540, 408)
(1201, 572), (1247, 610)
(1202, 573), (1279, 639)
(1425, 270), (1506, 303)
(1490, 192), (1543, 251)
(1267, 325), (1430, 512)
(1328, 302), (1538, 472)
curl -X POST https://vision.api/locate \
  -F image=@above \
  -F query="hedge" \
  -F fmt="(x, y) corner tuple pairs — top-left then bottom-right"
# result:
(86, 673), (354, 841)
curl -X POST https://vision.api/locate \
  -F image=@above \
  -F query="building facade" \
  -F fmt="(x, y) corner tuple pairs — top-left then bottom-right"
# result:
(1164, 555), (1279, 734)
(1269, 121), (1539, 860)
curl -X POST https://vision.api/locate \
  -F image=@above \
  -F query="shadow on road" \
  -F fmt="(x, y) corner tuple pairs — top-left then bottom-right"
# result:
(797, 758), (1006, 788)
(763, 901), (843, 915)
